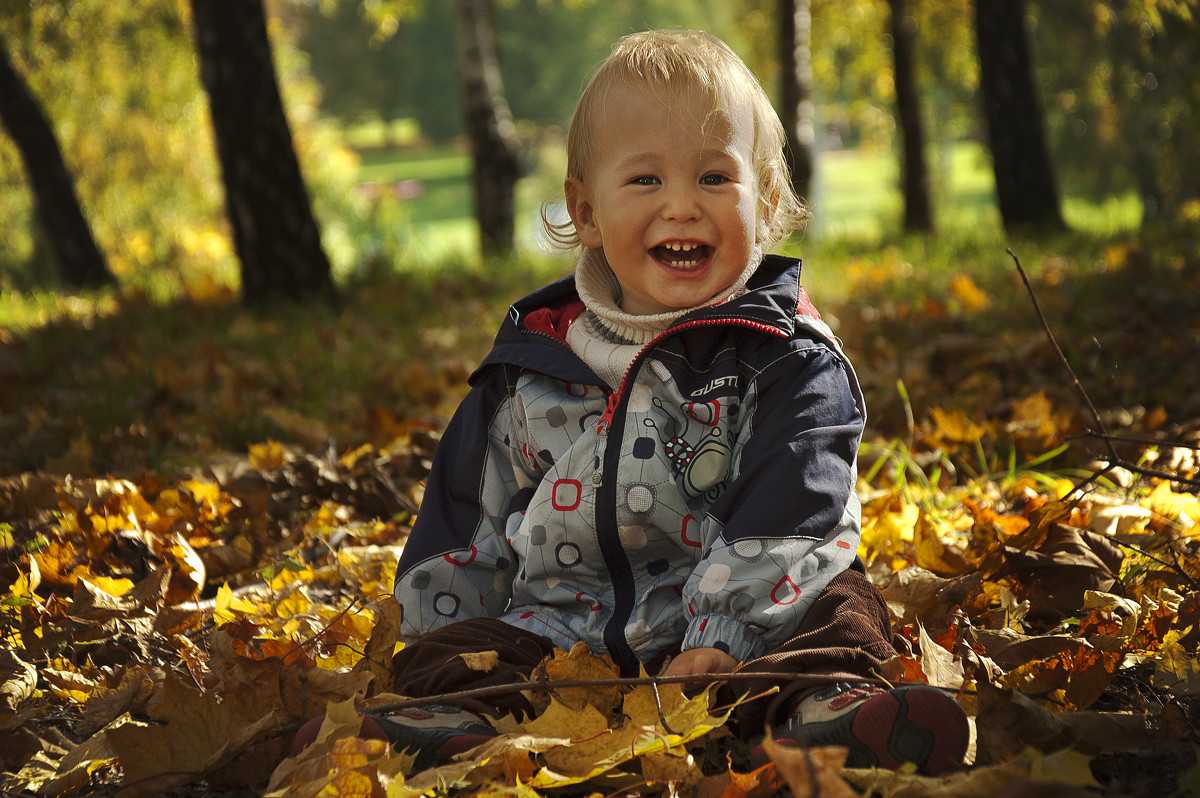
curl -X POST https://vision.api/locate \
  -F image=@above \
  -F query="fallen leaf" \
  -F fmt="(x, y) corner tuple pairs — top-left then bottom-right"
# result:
(460, 650), (501, 672)
(1152, 630), (1200, 694)
(973, 683), (1152, 765)
(760, 737), (858, 798)
(1, 648), (36, 710)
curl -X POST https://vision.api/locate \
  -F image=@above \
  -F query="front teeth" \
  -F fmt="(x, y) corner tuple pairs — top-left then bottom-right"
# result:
(658, 242), (704, 268)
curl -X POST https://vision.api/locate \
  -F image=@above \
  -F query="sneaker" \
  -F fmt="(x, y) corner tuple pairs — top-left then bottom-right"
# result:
(290, 704), (497, 771)
(367, 704), (498, 771)
(778, 682), (968, 775)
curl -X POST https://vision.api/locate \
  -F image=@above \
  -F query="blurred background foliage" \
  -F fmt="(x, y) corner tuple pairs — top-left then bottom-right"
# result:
(0, 0), (1195, 295)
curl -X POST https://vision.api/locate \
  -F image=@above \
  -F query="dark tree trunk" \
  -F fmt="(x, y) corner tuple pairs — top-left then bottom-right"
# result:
(779, 0), (814, 205)
(456, 0), (521, 257)
(190, 0), (336, 305)
(974, 0), (1065, 233)
(0, 36), (113, 289)
(888, 0), (934, 232)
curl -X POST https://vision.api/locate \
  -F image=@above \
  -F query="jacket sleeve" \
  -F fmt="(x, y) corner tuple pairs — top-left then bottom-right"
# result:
(393, 368), (533, 641)
(680, 338), (865, 662)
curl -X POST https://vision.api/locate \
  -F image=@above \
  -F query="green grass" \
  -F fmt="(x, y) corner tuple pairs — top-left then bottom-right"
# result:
(346, 137), (1142, 270)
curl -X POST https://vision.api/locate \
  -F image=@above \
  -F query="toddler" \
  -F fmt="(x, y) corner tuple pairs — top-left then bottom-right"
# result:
(301, 28), (968, 775)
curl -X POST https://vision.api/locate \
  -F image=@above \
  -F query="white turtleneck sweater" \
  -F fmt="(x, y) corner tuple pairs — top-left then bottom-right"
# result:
(565, 246), (762, 388)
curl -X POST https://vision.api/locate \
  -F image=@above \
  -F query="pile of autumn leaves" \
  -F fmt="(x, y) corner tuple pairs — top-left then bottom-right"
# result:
(3, 409), (1200, 797)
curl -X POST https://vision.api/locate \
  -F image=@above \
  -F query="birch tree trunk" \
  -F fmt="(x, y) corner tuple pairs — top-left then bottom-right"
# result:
(779, 0), (814, 206)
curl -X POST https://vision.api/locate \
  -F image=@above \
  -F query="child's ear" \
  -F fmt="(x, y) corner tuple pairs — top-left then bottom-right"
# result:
(565, 178), (603, 249)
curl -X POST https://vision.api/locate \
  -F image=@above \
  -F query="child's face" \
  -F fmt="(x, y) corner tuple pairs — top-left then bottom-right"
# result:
(566, 83), (759, 316)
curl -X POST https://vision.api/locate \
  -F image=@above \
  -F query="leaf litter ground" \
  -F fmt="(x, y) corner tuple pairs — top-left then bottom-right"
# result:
(3, 234), (1200, 796)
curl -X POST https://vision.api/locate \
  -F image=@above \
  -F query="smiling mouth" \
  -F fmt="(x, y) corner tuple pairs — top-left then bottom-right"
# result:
(652, 242), (711, 269)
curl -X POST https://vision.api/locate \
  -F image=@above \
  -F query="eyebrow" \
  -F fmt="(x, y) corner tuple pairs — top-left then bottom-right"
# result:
(614, 148), (741, 172)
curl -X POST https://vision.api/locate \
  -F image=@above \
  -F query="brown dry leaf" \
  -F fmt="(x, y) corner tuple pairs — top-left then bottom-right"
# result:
(843, 747), (1099, 797)
(353, 596), (404, 693)
(760, 738), (858, 798)
(0, 648), (36, 710)
(460, 650), (501, 672)
(994, 523), (1124, 623)
(106, 671), (265, 797)
(961, 629), (1087, 671)
(919, 622), (965, 689)
(881, 566), (957, 630)
(1151, 630), (1200, 694)
(528, 642), (622, 715)
(78, 665), (162, 737)
(973, 682), (1152, 765)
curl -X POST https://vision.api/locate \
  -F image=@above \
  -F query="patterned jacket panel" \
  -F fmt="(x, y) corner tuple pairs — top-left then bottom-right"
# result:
(394, 255), (865, 672)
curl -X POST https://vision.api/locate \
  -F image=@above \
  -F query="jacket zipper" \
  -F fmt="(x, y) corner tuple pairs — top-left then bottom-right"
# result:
(593, 315), (786, 674)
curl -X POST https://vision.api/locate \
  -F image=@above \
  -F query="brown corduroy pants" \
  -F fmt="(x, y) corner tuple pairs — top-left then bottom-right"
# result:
(391, 567), (897, 739)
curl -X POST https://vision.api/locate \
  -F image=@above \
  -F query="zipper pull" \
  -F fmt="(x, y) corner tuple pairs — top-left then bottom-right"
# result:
(597, 391), (619, 432)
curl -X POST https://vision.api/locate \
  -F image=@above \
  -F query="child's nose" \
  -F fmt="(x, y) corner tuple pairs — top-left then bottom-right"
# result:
(661, 186), (702, 221)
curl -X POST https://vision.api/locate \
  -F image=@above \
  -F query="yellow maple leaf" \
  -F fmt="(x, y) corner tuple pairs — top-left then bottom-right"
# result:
(82, 574), (134, 597)
(213, 583), (257, 626)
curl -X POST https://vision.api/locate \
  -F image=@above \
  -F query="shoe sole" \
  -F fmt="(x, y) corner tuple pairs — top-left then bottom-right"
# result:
(846, 686), (968, 775)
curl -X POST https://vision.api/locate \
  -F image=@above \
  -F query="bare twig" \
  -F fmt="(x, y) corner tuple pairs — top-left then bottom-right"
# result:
(1069, 431), (1200, 453)
(649, 679), (677, 735)
(280, 597), (361, 664)
(362, 670), (880, 716)
(1009, 248), (1120, 465)
(1114, 538), (1200, 592)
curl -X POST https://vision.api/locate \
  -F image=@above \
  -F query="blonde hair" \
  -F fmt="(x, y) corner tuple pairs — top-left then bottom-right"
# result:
(543, 29), (808, 251)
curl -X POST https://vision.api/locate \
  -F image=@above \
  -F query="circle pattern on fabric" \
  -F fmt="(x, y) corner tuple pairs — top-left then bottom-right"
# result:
(433, 591), (460, 617)
(626, 484), (655, 514)
(731, 539), (765, 562)
(555, 541), (582, 568)
(697, 563), (732, 593)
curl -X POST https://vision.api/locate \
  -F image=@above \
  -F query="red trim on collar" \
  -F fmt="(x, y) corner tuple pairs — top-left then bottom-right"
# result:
(523, 300), (586, 343)
(796, 286), (822, 321)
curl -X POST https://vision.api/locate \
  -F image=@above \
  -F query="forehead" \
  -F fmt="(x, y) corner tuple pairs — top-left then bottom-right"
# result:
(594, 80), (751, 151)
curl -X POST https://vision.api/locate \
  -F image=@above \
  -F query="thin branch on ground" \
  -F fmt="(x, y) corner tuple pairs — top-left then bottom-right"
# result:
(1009, 249), (1200, 494)
(363, 669), (880, 716)
(1009, 248), (1119, 465)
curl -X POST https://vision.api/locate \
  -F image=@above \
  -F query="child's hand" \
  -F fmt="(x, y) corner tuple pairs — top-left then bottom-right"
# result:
(661, 647), (737, 677)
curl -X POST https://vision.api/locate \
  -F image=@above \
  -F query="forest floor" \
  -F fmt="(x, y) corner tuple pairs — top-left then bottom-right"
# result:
(3, 227), (1200, 796)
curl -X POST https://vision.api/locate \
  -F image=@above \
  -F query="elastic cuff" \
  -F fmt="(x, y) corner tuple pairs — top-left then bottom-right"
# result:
(682, 614), (767, 663)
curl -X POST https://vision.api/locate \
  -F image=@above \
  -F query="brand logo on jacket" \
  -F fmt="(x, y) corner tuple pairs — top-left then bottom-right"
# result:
(691, 375), (738, 398)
